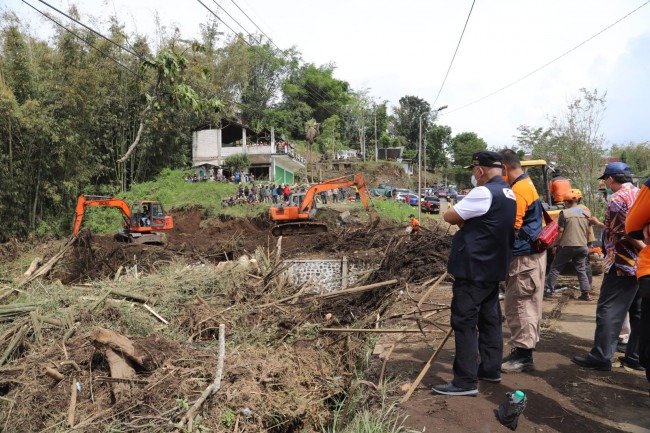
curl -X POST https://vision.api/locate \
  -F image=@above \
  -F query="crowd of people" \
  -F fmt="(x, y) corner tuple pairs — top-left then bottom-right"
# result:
(219, 182), (349, 207)
(432, 150), (650, 400)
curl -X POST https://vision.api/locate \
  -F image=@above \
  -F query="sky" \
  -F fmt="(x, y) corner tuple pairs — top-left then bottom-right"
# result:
(4, 0), (650, 149)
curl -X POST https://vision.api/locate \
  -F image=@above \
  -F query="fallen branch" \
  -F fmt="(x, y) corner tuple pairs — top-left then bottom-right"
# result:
(417, 272), (448, 309)
(67, 377), (78, 428)
(0, 325), (28, 367)
(177, 323), (226, 432)
(401, 327), (453, 404)
(142, 303), (169, 324)
(45, 367), (64, 381)
(322, 327), (444, 334)
(314, 279), (399, 300)
(18, 235), (78, 286)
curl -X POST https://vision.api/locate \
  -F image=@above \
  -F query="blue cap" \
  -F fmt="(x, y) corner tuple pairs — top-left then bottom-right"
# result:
(598, 162), (632, 180)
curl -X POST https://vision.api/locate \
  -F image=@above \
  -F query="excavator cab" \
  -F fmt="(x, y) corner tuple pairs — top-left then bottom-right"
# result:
(130, 201), (167, 229)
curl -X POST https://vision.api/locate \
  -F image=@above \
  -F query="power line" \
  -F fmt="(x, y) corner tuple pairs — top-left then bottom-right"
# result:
(211, 0), (259, 43)
(22, 0), (139, 76)
(230, 0), (278, 50)
(33, 0), (142, 59)
(432, 0), (476, 108)
(195, 0), (252, 47)
(447, 0), (650, 115)
(195, 0), (334, 109)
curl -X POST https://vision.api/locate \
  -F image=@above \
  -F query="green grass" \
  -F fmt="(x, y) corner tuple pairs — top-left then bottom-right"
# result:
(76, 169), (270, 234)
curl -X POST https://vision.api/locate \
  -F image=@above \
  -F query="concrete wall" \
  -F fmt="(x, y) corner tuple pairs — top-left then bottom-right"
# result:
(285, 258), (362, 293)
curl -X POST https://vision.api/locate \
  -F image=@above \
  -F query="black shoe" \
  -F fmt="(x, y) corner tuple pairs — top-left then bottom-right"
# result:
(571, 355), (611, 371)
(502, 348), (534, 373)
(578, 292), (592, 301)
(616, 342), (628, 353)
(478, 376), (502, 383)
(432, 382), (478, 396)
(618, 356), (646, 371)
(544, 290), (555, 299)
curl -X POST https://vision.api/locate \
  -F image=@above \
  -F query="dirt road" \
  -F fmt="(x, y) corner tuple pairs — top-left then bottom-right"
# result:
(379, 276), (650, 433)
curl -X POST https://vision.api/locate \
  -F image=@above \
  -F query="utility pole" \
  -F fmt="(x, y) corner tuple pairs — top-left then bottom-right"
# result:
(418, 116), (424, 220)
(374, 109), (378, 162)
(361, 109), (365, 161)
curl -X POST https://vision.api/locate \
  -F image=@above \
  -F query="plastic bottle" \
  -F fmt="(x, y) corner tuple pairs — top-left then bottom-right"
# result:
(511, 390), (525, 403)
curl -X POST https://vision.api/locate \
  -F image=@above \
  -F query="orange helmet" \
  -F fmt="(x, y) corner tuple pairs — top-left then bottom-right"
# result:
(564, 189), (583, 201)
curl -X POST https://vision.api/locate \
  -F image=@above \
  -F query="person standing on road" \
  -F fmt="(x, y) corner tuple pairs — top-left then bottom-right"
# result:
(625, 176), (650, 384)
(573, 162), (644, 371)
(432, 151), (517, 396)
(545, 189), (593, 300)
(332, 188), (339, 203)
(500, 149), (546, 373)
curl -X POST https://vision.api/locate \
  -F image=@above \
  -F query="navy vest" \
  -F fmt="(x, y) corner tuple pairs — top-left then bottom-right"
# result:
(447, 176), (517, 282)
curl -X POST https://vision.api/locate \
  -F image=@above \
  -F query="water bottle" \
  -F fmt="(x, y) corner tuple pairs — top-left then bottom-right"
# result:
(511, 390), (525, 403)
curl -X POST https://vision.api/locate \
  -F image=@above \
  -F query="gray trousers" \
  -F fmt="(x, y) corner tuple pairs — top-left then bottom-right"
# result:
(588, 268), (640, 364)
(545, 246), (590, 293)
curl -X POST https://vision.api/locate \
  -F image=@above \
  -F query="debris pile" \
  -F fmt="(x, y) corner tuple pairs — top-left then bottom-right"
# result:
(0, 215), (453, 432)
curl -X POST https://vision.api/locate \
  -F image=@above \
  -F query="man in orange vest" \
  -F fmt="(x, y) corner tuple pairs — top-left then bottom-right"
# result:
(409, 214), (421, 235)
(549, 169), (571, 204)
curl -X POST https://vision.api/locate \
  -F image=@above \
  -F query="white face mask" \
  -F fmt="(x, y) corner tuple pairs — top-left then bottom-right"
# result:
(471, 175), (478, 187)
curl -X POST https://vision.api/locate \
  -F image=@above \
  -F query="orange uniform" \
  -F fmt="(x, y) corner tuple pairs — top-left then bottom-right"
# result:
(410, 217), (421, 235)
(626, 177), (650, 278)
(550, 177), (571, 203)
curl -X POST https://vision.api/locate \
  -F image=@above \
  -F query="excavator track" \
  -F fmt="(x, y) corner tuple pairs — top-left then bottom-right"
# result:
(272, 221), (328, 236)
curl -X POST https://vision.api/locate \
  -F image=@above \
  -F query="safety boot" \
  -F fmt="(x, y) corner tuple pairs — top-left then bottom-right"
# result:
(502, 347), (534, 373)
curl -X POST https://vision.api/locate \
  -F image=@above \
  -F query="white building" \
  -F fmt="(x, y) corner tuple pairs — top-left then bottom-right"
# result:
(191, 119), (305, 183)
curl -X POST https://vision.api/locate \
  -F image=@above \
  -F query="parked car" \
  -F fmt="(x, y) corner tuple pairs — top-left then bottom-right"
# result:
(392, 188), (417, 199)
(378, 184), (396, 191)
(436, 189), (447, 199)
(446, 188), (458, 200)
(422, 196), (440, 214)
(456, 194), (466, 202)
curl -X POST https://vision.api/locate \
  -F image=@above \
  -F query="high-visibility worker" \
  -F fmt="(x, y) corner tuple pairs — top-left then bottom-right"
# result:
(550, 169), (571, 204)
(409, 214), (421, 235)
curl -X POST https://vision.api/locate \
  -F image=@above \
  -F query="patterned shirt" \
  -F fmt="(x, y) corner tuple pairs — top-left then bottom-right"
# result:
(603, 182), (640, 276)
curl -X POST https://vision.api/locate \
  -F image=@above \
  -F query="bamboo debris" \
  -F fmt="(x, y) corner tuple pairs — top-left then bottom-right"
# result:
(0, 325), (28, 366)
(401, 327), (454, 404)
(313, 279), (398, 299)
(45, 366), (64, 381)
(177, 324), (226, 432)
(142, 303), (169, 324)
(322, 327), (444, 334)
(18, 235), (78, 287)
(417, 272), (448, 309)
(67, 378), (78, 428)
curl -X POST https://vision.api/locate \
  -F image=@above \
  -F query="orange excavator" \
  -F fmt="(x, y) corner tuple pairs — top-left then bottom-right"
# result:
(72, 195), (173, 244)
(269, 173), (377, 236)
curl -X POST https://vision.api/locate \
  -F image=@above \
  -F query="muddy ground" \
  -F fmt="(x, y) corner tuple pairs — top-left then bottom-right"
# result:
(1, 206), (649, 432)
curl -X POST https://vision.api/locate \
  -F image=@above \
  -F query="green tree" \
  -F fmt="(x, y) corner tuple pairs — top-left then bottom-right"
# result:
(425, 125), (452, 172)
(610, 142), (650, 179)
(224, 153), (250, 174)
(444, 132), (487, 188)
(389, 95), (431, 150)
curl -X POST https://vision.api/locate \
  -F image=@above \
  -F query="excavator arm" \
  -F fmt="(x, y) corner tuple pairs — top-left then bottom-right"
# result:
(72, 195), (132, 235)
(298, 173), (374, 214)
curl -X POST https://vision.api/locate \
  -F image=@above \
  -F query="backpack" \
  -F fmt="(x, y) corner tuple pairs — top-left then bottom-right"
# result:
(532, 209), (559, 252)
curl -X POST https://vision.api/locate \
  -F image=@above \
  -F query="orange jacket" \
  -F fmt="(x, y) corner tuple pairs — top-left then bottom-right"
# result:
(550, 178), (571, 203)
(410, 217), (421, 234)
(626, 177), (650, 278)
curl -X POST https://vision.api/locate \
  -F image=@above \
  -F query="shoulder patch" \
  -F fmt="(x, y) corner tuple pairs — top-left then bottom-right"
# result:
(503, 188), (516, 200)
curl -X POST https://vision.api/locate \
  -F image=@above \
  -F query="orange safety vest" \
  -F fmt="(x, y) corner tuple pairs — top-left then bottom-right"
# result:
(410, 218), (421, 234)
(550, 178), (571, 203)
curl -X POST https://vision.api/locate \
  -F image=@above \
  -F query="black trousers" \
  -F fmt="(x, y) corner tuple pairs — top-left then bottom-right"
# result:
(588, 268), (640, 364)
(450, 278), (503, 389)
(638, 276), (650, 383)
